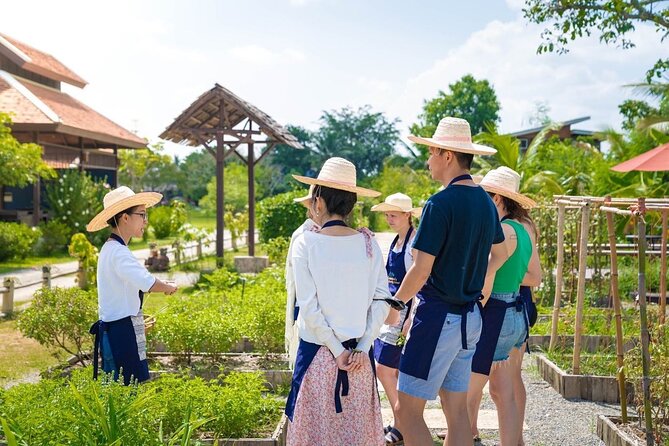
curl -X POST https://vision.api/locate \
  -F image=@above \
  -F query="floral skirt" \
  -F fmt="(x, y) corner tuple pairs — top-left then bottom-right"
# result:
(287, 346), (384, 446)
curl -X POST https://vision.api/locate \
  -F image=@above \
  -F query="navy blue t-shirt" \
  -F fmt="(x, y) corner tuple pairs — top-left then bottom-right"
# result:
(412, 184), (504, 305)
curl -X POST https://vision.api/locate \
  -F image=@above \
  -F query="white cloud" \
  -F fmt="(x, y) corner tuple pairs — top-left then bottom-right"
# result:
(388, 18), (666, 143)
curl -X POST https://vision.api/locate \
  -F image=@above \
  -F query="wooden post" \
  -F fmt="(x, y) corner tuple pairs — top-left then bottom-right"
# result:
(197, 240), (203, 259)
(604, 203), (628, 422)
(660, 209), (668, 325)
(42, 265), (52, 289)
(572, 201), (590, 375)
(550, 202), (567, 351)
(637, 198), (654, 446)
(2, 277), (15, 315)
(215, 131), (225, 260)
(248, 141), (255, 257)
(77, 260), (87, 290)
(32, 178), (41, 226)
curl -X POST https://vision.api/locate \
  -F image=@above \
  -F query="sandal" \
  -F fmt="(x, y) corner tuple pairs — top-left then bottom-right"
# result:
(384, 424), (392, 435)
(385, 427), (404, 445)
(473, 436), (483, 445)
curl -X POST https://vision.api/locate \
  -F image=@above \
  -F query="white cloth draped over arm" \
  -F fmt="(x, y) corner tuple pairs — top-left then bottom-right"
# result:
(356, 239), (391, 353)
(291, 235), (346, 359)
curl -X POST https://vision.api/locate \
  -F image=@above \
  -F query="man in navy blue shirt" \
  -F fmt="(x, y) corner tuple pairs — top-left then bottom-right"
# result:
(391, 117), (504, 446)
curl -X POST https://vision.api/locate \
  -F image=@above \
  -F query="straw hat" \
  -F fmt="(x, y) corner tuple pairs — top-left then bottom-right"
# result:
(293, 185), (314, 207)
(371, 193), (423, 217)
(479, 167), (536, 209)
(407, 117), (496, 156)
(292, 157), (380, 197)
(86, 186), (162, 232)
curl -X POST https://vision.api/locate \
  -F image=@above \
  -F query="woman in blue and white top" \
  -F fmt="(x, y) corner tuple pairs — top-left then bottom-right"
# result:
(370, 193), (421, 445)
(87, 186), (177, 385)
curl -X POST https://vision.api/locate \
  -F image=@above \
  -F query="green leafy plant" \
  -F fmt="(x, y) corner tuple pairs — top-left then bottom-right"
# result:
(17, 287), (97, 365)
(0, 222), (40, 261)
(150, 206), (173, 239)
(35, 220), (70, 256)
(257, 190), (308, 242)
(224, 205), (249, 251)
(265, 236), (290, 265)
(68, 233), (99, 289)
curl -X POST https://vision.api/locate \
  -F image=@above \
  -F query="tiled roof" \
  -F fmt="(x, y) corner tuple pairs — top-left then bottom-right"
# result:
(0, 71), (145, 148)
(160, 83), (303, 149)
(0, 33), (87, 88)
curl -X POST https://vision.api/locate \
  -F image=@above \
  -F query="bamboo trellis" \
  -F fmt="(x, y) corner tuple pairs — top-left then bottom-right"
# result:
(550, 195), (669, 445)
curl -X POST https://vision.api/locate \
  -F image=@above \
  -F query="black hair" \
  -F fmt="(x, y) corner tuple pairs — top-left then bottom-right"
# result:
(314, 185), (357, 217)
(489, 192), (537, 239)
(107, 205), (140, 228)
(453, 151), (474, 170)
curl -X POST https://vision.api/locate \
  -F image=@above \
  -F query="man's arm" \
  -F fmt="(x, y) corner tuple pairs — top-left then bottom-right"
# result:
(393, 249), (435, 304)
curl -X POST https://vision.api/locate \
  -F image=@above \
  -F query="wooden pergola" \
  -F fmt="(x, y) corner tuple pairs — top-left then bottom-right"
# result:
(160, 84), (302, 257)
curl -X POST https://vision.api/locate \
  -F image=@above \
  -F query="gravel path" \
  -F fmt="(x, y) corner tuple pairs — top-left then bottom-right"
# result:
(475, 354), (622, 446)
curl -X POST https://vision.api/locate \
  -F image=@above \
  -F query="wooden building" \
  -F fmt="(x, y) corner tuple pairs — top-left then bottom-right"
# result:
(0, 33), (146, 225)
(509, 116), (601, 151)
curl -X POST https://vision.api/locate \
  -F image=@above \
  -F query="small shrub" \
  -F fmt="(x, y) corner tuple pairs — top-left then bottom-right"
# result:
(17, 287), (96, 364)
(0, 222), (40, 261)
(35, 220), (70, 255)
(257, 190), (308, 242)
(170, 199), (187, 235)
(265, 236), (290, 265)
(150, 206), (173, 239)
(68, 233), (99, 289)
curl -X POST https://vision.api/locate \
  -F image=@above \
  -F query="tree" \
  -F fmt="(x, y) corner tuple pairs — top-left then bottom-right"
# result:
(410, 74), (501, 159)
(311, 106), (400, 178)
(268, 125), (319, 176)
(118, 142), (178, 192)
(523, 0), (669, 81)
(176, 149), (215, 204)
(199, 162), (262, 215)
(0, 112), (54, 187)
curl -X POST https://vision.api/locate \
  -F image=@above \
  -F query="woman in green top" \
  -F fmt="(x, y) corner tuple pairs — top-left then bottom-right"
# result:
(467, 167), (542, 446)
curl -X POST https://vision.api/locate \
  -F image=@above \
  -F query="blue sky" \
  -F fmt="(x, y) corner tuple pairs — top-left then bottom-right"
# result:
(1, 0), (665, 157)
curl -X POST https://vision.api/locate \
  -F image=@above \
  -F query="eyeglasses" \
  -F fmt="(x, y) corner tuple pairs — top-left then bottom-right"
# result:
(129, 212), (147, 222)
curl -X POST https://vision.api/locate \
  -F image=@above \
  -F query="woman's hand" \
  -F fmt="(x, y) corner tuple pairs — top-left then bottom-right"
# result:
(385, 308), (400, 326)
(347, 350), (368, 372)
(335, 350), (352, 371)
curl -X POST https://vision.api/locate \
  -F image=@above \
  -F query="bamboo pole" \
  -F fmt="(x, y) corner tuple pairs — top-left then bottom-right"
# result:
(572, 201), (591, 375)
(549, 202), (567, 351)
(604, 203), (628, 422)
(660, 210), (667, 325)
(637, 198), (654, 446)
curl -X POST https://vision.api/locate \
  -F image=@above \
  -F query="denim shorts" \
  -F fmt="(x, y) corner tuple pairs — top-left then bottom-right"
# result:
(398, 304), (482, 399)
(492, 293), (528, 362)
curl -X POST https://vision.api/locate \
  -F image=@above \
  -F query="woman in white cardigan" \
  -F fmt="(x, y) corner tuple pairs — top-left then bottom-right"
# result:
(284, 157), (399, 446)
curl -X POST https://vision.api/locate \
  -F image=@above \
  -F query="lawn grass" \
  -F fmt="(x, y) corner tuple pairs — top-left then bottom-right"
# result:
(0, 317), (71, 387)
(0, 253), (73, 275)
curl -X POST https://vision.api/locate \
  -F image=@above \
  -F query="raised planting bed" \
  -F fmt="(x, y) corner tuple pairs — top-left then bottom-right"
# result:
(535, 354), (633, 403)
(528, 335), (636, 353)
(147, 352), (292, 391)
(195, 415), (288, 446)
(597, 415), (651, 446)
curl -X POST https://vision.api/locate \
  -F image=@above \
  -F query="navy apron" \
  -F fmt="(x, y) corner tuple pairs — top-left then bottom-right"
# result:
(285, 219), (377, 421)
(374, 226), (414, 368)
(399, 174), (481, 380)
(89, 233), (150, 385)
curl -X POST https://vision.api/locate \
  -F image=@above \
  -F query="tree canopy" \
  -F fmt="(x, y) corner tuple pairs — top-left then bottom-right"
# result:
(0, 112), (54, 187)
(523, 0), (669, 81)
(409, 74), (500, 159)
(118, 142), (178, 192)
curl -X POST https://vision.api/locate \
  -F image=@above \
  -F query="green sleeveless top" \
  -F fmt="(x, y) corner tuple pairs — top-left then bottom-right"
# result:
(492, 219), (532, 293)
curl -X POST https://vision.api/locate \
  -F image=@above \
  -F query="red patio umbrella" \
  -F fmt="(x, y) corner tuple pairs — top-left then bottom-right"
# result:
(611, 141), (669, 172)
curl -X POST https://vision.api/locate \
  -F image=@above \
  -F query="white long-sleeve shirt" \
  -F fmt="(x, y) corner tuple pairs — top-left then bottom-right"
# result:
(97, 240), (156, 322)
(291, 230), (391, 358)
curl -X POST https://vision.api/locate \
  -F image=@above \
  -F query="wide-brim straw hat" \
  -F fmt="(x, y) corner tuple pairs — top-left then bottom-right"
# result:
(293, 185), (314, 207)
(479, 166), (536, 209)
(86, 186), (162, 232)
(371, 193), (422, 218)
(407, 117), (496, 156)
(292, 157), (380, 197)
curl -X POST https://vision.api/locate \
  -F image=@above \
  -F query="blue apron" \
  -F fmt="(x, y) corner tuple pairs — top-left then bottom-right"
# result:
(471, 292), (527, 375)
(374, 226), (414, 368)
(89, 233), (149, 385)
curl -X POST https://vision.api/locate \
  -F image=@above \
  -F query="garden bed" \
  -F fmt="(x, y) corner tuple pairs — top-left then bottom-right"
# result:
(535, 354), (633, 403)
(529, 334), (636, 353)
(597, 415), (649, 446)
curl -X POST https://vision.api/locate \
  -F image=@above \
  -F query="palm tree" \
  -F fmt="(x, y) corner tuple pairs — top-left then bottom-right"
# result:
(473, 122), (564, 199)
(626, 80), (669, 132)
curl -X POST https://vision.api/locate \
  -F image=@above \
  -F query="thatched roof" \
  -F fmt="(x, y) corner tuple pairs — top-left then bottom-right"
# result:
(160, 83), (302, 149)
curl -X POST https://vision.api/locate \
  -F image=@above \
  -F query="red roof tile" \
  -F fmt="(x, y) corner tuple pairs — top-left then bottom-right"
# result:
(0, 34), (87, 88)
